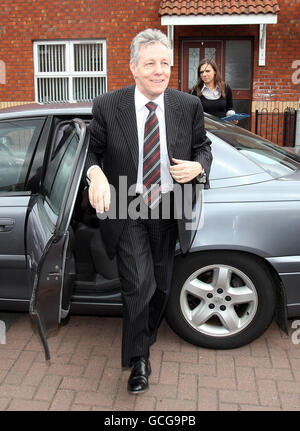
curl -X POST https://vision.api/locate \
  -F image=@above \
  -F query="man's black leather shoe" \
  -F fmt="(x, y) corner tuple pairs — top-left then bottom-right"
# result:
(127, 358), (151, 395)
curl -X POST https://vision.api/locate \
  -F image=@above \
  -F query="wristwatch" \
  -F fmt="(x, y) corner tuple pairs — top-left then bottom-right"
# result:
(196, 169), (206, 183)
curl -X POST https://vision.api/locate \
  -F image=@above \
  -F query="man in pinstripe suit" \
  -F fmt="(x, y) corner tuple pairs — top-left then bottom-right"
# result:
(86, 29), (212, 394)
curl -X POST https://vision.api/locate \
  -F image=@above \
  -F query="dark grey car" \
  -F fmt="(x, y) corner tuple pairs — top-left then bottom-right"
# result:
(0, 103), (299, 359)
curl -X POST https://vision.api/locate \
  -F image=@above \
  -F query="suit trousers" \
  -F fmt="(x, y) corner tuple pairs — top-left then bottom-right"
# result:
(116, 199), (177, 368)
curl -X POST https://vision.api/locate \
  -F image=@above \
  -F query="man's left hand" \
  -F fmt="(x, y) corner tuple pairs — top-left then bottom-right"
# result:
(170, 158), (203, 183)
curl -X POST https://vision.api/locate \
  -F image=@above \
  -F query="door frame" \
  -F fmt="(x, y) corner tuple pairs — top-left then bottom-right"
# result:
(179, 36), (254, 100)
(180, 39), (224, 93)
(28, 118), (89, 359)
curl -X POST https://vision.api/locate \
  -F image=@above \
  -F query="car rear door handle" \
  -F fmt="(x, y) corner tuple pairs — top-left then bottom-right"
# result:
(0, 218), (15, 232)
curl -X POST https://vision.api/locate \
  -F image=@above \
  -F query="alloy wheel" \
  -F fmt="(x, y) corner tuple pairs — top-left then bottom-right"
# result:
(180, 264), (258, 337)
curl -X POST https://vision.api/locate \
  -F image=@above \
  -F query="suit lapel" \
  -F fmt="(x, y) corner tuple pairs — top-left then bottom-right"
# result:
(116, 85), (139, 170)
(164, 88), (182, 160)
(115, 86), (182, 169)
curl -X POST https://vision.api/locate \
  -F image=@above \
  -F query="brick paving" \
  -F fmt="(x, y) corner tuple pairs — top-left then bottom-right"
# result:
(0, 313), (300, 411)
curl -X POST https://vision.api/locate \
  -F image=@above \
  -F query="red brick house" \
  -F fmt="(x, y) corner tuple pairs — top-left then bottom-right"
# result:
(0, 0), (299, 143)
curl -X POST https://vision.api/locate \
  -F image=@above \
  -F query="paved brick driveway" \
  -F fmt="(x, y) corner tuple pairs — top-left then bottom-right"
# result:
(0, 313), (300, 411)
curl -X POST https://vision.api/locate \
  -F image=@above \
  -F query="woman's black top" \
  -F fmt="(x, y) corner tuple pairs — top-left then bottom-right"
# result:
(191, 84), (234, 118)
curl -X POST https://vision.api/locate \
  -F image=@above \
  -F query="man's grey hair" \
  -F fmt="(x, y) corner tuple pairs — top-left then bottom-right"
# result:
(130, 28), (171, 65)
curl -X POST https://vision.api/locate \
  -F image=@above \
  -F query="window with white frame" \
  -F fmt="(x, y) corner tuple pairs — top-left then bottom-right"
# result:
(33, 40), (107, 103)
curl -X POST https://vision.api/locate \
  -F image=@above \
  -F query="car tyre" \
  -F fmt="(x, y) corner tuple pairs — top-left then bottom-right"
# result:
(165, 251), (276, 349)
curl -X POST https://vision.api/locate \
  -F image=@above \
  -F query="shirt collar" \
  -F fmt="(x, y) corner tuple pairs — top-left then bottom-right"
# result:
(202, 83), (220, 92)
(135, 85), (164, 113)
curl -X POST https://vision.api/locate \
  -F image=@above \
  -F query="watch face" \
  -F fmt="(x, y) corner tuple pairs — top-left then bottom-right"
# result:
(197, 170), (206, 183)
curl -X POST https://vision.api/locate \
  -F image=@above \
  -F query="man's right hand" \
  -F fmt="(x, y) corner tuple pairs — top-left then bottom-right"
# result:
(88, 166), (111, 214)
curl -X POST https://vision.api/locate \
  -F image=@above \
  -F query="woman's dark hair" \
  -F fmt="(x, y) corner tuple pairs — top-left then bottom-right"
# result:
(193, 58), (225, 98)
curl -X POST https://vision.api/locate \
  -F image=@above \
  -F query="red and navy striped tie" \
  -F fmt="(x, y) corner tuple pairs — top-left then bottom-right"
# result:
(143, 102), (161, 209)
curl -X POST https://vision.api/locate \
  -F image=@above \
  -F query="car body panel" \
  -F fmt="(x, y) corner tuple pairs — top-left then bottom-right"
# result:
(266, 255), (300, 315)
(193, 198), (300, 256)
(0, 103), (93, 120)
(0, 195), (31, 299)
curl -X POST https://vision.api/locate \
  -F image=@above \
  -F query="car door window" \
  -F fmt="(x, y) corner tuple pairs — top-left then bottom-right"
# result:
(0, 118), (44, 191)
(42, 124), (80, 220)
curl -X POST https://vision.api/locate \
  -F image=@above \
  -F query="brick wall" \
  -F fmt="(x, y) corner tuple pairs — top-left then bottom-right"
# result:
(0, 0), (299, 109)
(253, 0), (300, 103)
(0, 0), (164, 104)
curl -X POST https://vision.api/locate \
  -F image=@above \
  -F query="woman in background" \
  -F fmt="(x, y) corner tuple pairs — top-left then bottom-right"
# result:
(191, 58), (237, 122)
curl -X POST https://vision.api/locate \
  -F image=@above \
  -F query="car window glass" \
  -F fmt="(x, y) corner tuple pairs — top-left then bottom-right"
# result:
(43, 125), (78, 219)
(204, 115), (231, 132)
(0, 118), (44, 191)
(211, 129), (300, 178)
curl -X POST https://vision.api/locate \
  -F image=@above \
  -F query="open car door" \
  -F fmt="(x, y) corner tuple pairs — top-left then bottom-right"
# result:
(27, 118), (89, 359)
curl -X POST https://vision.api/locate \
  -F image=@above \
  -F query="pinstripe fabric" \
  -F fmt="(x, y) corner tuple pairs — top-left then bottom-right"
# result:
(85, 85), (212, 258)
(116, 211), (177, 368)
(85, 85), (212, 367)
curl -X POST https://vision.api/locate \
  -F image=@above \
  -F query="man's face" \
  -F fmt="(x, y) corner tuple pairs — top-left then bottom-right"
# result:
(130, 42), (171, 100)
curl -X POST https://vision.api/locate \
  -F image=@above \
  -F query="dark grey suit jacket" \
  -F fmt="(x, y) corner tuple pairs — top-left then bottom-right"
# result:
(85, 85), (212, 258)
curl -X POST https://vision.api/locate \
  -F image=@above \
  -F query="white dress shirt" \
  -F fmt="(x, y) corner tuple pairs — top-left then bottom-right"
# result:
(201, 83), (222, 100)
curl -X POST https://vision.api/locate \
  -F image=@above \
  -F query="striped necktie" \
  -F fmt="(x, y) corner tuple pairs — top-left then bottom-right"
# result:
(143, 102), (161, 209)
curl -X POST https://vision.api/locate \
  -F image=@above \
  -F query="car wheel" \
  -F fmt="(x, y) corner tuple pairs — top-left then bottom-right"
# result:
(165, 251), (276, 349)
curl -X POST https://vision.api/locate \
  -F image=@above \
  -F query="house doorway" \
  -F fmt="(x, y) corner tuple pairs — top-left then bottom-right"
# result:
(181, 38), (253, 129)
